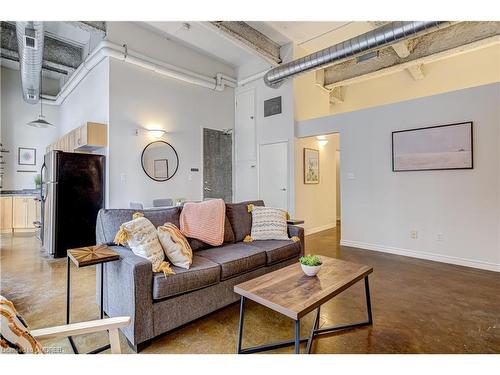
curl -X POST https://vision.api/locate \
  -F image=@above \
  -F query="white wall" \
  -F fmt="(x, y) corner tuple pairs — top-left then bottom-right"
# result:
(235, 44), (296, 213)
(294, 133), (338, 235)
(0, 67), (59, 190)
(58, 59), (109, 136)
(296, 83), (500, 271)
(107, 57), (234, 208)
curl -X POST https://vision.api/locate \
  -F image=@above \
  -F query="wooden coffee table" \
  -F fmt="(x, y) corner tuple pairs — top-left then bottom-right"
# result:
(234, 256), (373, 354)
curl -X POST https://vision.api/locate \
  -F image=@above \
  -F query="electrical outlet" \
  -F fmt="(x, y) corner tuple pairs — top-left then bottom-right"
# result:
(436, 233), (444, 241)
(410, 230), (418, 240)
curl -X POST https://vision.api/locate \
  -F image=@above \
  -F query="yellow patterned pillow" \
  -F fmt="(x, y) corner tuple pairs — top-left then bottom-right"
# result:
(114, 213), (174, 276)
(158, 223), (193, 269)
(0, 295), (44, 354)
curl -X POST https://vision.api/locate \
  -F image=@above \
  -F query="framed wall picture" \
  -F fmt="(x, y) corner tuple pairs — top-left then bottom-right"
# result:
(304, 148), (319, 184)
(18, 147), (36, 166)
(392, 122), (473, 172)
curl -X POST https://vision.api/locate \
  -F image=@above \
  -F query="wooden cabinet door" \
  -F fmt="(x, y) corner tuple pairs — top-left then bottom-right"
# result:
(12, 197), (27, 228)
(26, 197), (38, 228)
(0, 197), (13, 231)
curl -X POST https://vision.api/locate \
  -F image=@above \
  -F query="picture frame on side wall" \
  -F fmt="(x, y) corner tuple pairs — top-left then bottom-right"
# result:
(392, 121), (473, 172)
(18, 147), (36, 166)
(304, 148), (319, 184)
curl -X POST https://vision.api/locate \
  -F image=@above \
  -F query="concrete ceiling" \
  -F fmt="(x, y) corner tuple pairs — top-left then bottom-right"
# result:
(247, 21), (378, 52)
(142, 21), (262, 68)
(142, 21), (382, 68)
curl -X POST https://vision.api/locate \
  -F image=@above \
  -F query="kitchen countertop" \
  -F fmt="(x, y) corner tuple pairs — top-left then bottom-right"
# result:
(0, 189), (41, 197)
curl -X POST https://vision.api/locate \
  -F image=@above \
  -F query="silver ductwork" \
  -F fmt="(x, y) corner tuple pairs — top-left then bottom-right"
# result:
(16, 21), (44, 104)
(264, 21), (451, 88)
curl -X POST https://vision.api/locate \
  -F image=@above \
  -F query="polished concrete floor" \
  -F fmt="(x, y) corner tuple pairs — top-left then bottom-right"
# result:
(1, 227), (499, 354)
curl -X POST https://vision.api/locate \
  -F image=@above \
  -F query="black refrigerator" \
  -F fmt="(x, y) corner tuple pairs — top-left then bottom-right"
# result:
(41, 151), (105, 258)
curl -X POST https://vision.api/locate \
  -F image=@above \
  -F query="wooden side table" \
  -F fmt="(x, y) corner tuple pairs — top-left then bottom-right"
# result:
(287, 219), (304, 225)
(66, 245), (120, 354)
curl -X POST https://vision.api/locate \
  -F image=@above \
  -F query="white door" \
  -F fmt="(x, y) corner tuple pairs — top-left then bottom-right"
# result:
(235, 89), (258, 201)
(259, 142), (288, 210)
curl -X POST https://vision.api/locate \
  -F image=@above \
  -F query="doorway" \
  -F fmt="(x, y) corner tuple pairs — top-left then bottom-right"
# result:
(203, 128), (232, 202)
(259, 141), (288, 210)
(295, 133), (339, 236)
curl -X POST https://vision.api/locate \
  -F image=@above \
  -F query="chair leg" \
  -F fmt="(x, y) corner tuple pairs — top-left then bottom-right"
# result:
(108, 329), (121, 354)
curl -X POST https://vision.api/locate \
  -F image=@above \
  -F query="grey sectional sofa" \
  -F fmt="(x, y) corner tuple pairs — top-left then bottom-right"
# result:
(95, 200), (304, 352)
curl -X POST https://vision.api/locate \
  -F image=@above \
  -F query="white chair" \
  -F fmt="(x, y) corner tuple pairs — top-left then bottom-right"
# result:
(129, 202), (144, 209)
(152, 198), (173, 207)
(31, 316), (131, 354)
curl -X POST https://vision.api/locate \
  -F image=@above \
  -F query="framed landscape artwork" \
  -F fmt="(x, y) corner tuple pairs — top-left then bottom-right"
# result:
(304, 148), (319, 184)
(392, 122), (473, 172)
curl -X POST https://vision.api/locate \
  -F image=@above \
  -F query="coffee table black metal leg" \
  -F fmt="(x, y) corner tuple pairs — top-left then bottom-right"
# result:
(364, 276), (373, 324)
(237, 296), (245, 354)
(306, 307), (320, 354)
(294, 320), (301, 354)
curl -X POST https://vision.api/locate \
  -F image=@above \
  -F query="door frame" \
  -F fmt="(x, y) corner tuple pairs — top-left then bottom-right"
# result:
(234, 87), (257, 202)
(258, 140), (289, 210)
(200, 127), (234, 202)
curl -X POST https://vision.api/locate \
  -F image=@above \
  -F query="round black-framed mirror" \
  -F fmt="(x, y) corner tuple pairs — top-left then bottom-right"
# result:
(141, 140), (179, 182)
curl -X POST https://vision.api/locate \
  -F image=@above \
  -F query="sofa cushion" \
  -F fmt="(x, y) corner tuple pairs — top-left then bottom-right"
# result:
(196, 243), (266, 280)
(96, 207), (181, 245)
(152, 256), (220, 300)
(187, 215), (235, 252)
(245, 240), (301, 265)
(225, 200), (265, 242)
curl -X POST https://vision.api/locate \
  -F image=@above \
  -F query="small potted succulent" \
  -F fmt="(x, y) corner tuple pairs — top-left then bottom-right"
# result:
(299, 255), (323, 276)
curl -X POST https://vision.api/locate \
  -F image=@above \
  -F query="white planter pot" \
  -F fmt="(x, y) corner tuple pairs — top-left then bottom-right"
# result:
(300, 263), (322, 276)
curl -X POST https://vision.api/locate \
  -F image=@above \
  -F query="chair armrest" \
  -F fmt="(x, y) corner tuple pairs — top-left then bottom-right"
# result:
(288, 225), (305, 257)
(31, 317), (131, 339)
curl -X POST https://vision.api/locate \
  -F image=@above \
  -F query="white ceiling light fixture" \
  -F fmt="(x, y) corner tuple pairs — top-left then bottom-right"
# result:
(148, 129), (166, 138)
(316, 135), (328, 147)
(27, 72), (55, 128)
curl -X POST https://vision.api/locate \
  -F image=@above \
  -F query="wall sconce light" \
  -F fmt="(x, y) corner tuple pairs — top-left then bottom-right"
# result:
(316, 135), (328, 147)
(148, 129), (166, 138)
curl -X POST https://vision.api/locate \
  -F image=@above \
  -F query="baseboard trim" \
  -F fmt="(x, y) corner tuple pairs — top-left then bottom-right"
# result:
(305, 223), (336, 236)
(340, 239), (500, 272)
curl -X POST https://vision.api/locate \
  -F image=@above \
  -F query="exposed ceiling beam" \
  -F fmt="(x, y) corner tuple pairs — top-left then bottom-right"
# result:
(67, 21), (106, 34)
(0, 21), (82, 74)
(391, 40), (414, 58)
(329, 87), (344, 105)
(407, 64), (425, 80)
(323, 22), (500, 88)
(207, 21), (282, 66)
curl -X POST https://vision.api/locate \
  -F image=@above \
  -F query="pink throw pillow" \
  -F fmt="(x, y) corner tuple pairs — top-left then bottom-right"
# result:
(180, 199), (226, 246)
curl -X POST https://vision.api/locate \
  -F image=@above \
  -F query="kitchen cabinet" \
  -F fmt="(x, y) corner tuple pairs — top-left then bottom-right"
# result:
(0, 196), (13, 232)
(12, 196), (39, 230)
(46, 122), (107, 154)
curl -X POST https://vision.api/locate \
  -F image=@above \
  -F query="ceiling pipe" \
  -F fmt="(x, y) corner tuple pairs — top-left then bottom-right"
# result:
(42, 41), (236, 105)
(264, 21), (452, 88)
(16, 21), (44, 103)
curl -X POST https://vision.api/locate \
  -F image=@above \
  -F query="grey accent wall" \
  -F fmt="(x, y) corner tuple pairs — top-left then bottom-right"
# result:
(296, 83), (500, 271)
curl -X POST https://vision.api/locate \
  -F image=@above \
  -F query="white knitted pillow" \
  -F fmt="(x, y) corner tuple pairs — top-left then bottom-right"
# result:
(114, 213), (174, 276)
(248, 206), (289, 241)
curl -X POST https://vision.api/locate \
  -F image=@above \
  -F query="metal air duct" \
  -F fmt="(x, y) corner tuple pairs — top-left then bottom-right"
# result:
(16, 21), (44, 104)
(264, 21), (451, 88)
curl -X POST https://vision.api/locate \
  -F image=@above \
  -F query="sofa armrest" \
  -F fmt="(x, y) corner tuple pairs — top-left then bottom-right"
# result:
(97, 246), (154, 346)
(288, 225), (305, 257)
